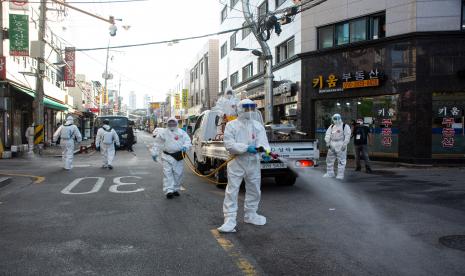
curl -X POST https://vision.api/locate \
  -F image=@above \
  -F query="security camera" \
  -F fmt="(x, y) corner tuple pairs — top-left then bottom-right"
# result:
(109, 24), (117, 36)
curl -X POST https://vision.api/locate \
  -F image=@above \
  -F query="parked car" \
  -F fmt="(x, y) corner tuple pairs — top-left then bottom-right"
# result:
(94, 115), (133, 149)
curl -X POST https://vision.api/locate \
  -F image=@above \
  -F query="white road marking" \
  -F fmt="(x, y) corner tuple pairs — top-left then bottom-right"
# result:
(109, 176), (144, 193)
(61, 177), (105, 195)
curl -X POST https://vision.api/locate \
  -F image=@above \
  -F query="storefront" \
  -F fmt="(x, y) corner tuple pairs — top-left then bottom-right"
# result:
(300, 32), (465, 163)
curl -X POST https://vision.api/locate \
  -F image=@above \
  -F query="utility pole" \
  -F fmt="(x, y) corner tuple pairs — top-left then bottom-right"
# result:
(101, 39), (111, 116)
(33, 0), (47, 140)
(241, 0), (274, 124)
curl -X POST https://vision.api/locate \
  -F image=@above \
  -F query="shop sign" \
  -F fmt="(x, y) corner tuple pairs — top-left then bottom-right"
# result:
(381, 118), (393, 147)
(382, 136), (392, 147)
(9, 14), (29, 56)
(182, 89), (188, 109)
(64, 47), (76, 87)
(0, 56), (6, 80)
(150, 102), (160, 110)
(10, 0), (29, 10)
(441, 118), (455, 148)
(382, 119), (392, 126)
(174, 93), (180, 110)
(377, 108), (396, 118)
(438, 106), (462, 117)
(312, 69), (382, 94)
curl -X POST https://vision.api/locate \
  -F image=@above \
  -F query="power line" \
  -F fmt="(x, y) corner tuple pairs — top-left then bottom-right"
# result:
(5, 0), (147, 4)
(75, 24), (251, 51)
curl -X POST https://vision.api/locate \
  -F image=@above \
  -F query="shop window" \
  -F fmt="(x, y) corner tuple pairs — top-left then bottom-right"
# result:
(258, 1), (268, 19)
(315, 95), (399, 158)
(221, 42), (228, 58)
(242, 22), (251, 39)
(221, 78), (228, 93)
(230, 71), (239, 86)
(276, 37), (295, 63)
(335, 23), (349, 46)
(230, 0), (238, 9)
(350, 18), (367, 42)
(221, 6), (228, 23)
(276, 0), (286, 8)
(318, 25), (334, 49)
(230, 32), (237, 50)
(432, 92), (465, 157)
(242, 62), (253, 81)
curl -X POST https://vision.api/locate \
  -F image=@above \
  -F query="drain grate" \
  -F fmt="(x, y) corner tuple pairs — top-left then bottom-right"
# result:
(439, 235), (465, 251)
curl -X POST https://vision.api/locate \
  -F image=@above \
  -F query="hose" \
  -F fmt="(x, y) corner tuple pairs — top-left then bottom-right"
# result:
(182, 152), (235, 185)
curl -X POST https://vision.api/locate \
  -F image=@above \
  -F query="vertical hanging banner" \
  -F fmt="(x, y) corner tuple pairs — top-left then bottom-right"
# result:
(182, 89), (188, 109)
(9, 0), (29, 11)
(0, 57), (6, 80)
(64, 47), (76, 87)
(9, 14), (29, 56)
(174, 93), (181, 110)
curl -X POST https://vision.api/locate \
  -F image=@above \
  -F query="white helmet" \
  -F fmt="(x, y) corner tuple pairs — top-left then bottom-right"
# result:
(225, 87), (234, 99)
(167, 117), (178, 131)
(237, 99), (256, 121)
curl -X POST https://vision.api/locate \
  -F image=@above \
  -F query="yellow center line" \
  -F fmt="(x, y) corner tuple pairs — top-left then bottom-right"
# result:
(0, 172), (45, 184)
(210, 229), (258, 276)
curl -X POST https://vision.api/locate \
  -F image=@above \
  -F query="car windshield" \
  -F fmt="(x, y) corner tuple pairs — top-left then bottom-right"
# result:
(97, 117), (128, 128)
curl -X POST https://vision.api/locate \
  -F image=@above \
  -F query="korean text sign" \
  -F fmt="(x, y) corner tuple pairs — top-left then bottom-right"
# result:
(64, 47), (76, 87)
(9, 14), (29, 56)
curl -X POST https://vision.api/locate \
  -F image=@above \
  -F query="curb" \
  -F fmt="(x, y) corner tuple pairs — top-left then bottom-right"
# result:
(0, 177), (12, 189)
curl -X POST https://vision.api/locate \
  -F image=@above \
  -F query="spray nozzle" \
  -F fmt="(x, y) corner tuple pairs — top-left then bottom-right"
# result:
(256, 147), (279, 160)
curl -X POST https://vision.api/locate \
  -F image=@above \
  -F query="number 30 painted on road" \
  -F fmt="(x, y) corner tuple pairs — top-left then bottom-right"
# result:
(61, 176), (144, 195)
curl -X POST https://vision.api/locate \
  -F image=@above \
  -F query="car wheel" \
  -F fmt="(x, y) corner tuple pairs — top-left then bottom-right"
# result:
(194, 155), (207, 174)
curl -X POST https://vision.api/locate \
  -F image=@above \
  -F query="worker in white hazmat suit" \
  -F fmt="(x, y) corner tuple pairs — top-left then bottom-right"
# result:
(53, 116), (82, 170)
(324, 113), (351, 180)
(95, 119), (120, 169)
(25, 123), (35, 153)
(151, 117), (192, 199)
(218, 99), (271, 233)
(213, 87), (240, 118)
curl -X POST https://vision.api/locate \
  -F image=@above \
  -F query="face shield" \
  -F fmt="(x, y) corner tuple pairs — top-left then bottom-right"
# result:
(239, 102), (257, 120)
(332, 114), (342, 125)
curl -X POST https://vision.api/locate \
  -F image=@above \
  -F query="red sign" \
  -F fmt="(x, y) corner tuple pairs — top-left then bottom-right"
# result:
(0, 57), (5, 80)
(64, 47), (75, 87)
(382, 119), (392, 126)
(442, 137), (455, 148)
(381, 128), (392, 136)
(382, 136), (392, 147)
(442, 128), (455, 138)
(442, 118), (454, 125)
(88, 108), (99, 114)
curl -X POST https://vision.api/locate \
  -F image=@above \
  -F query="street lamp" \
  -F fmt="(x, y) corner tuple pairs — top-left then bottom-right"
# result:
(232, 47), (264, 57)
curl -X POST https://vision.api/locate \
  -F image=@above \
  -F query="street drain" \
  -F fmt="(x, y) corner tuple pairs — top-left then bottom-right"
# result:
(439, 235), (465, 251)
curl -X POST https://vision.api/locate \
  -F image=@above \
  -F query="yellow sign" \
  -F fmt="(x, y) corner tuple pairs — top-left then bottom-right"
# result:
(343, 79), (379, 89)
(151, 102), (160, 110)
(174, 93), (181, 110)
(34, 124), (44, 145)
(182, 89), (188, 109)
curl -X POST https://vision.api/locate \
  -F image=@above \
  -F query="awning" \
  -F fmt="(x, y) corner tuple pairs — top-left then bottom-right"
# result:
(10, 83), (68, 111)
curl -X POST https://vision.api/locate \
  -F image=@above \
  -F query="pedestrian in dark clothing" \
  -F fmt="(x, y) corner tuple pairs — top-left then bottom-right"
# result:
(353, 119), (372, 173)
(126, 121), (135, 152)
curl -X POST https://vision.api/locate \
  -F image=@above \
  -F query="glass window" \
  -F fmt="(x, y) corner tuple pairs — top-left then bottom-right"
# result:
(221, 42), (228, 58)
(200, 61), (204, 75)
(371, 14), (386, 39)
(221, 6), (227, 22)
(287, 38), (295, 57)
(276, 37), (294, 63)
(230, 32), (237, 49)
(432, 91), (465, 157)
(462, 1), (465, 30)
(230, 71), (239, 86)
(258, 1), (268, 19)
(335, 23), (349, 45)
(230, 0), (239, 9)
(276, 0), (286, 8)
(318, 25), (333, 49)
(221, 78), (228, 93)
(242, 63), (253, 81)
(242, 22), (251, 39)
(350, 18), (367, 42)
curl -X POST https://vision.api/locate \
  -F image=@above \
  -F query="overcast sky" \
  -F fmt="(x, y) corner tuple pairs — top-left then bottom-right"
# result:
(62, 0), (223, 108)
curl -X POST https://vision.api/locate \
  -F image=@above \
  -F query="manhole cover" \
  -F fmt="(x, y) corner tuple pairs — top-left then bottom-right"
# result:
(439, 235), (465, 251)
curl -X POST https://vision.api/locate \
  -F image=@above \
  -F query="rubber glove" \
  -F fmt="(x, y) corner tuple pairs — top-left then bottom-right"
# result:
(262, 154), (272, 162)
(181, 146), (188, 152)
(152, 154), (158, 162)
(247, 145), (257, 154)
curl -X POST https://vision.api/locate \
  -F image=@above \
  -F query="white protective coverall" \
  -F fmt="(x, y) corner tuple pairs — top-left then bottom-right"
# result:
(324, 114), (351, 179)
(218, 99), (271, 233)
(151, 118), (192, 195)
(95, 124), (120, 167)
(53, 116), (82, 170)
(212, 88), (240, 117)
(25, 123), (35, 153)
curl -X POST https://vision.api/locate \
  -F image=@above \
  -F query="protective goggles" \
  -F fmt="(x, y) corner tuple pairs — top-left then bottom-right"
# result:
(241, 103), (256, 112)
(167, 121), (177, 128)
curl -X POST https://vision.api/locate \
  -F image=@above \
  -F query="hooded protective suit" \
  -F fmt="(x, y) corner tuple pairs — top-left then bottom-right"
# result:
(95, 121), (120, 168)
(151, 117), (192, 196)
(218, 99), (271, 233)
(53, 116), (82, 170)
(25, 123), (35, 153)
(213, 87), (240, 117)
(324, 114), (351, 179)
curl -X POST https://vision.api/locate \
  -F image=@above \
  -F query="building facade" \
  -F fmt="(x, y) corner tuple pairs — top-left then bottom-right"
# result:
(219, 0), (465, 163)
(128, 91), (136, 111)
(187, 39), (219, 118)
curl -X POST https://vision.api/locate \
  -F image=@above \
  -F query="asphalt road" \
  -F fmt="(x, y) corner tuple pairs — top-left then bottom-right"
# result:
(1, 131), (464, 276)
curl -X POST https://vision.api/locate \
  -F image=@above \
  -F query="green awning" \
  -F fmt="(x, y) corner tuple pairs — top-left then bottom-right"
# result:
(11, 83), (68, 111)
